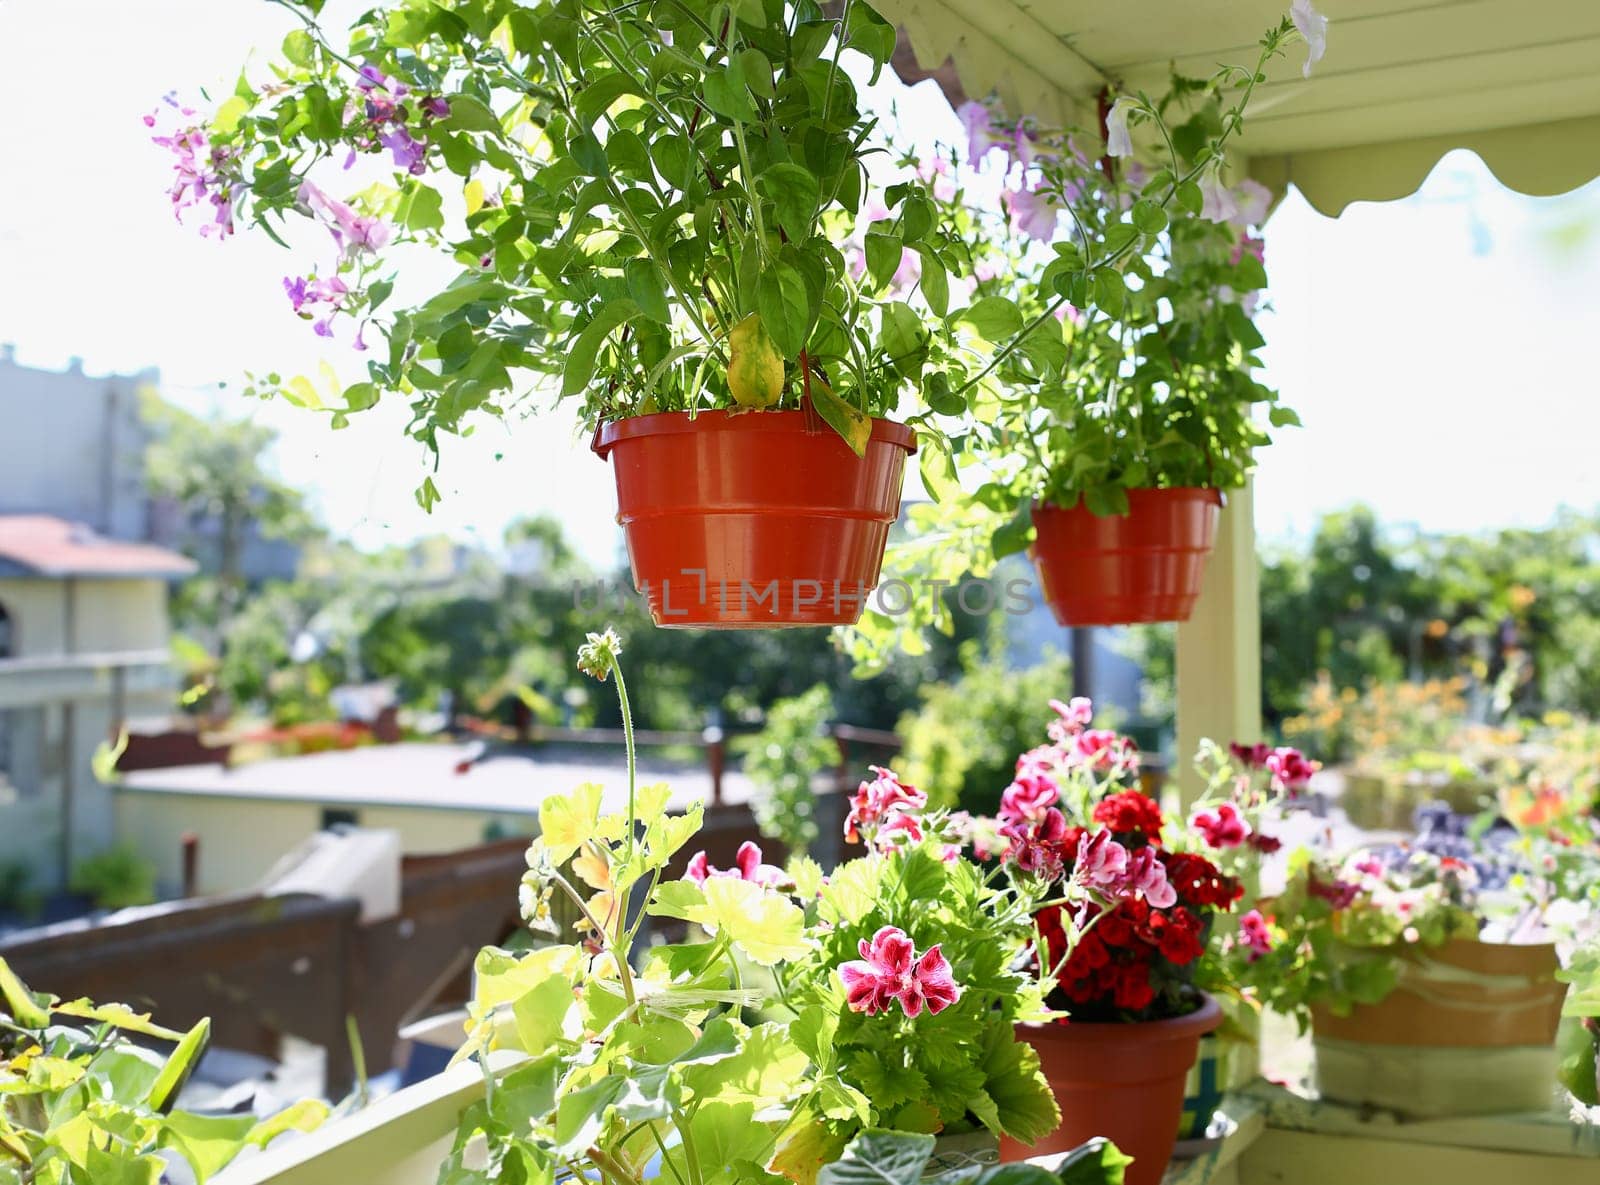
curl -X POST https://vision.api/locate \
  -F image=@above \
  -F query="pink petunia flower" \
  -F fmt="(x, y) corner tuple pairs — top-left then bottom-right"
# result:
(684, 840), (786, 888)
(838, 925), (961, 1019)
(1004, 185), (1060, 241)
(1193, 802), (1250, 849)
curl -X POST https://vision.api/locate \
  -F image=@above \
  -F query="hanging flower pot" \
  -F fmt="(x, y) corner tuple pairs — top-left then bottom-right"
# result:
(1029, 488), (1224, 627)
(594, 410), (917, 628)
(1001, 995), (1221, 1185)
(1311, 939), (1567, 1117)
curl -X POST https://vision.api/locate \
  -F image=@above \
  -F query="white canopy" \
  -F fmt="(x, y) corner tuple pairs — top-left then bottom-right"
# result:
(874, 0), (1600, 214)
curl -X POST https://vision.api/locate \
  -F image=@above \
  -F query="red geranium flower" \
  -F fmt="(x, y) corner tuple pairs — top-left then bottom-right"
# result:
(1092, 790), (1164, 845)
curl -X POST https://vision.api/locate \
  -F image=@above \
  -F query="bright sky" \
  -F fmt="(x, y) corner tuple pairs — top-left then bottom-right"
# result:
(3, 1), (1598, 569)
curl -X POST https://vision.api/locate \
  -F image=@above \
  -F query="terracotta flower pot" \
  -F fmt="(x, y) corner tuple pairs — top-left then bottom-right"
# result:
(1029, 488), (1223, 626)
(1311, 939), (1567, 1117)
(594, 410), (916, 628)
(1001, 995), (1221, 1185)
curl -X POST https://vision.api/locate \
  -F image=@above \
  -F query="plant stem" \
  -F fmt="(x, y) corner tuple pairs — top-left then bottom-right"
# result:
(611, 653), (637, 863)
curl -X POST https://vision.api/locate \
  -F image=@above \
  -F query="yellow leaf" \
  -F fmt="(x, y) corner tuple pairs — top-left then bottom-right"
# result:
(465, 179), (486, 216)
(727, 313), (783, 408)
(539, 783), (604, 862)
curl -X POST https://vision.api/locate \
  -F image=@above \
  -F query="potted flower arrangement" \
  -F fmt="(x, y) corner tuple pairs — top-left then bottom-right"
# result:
(971, 697), (1244, 1185)
(1229, 799), (1600, 1117)
(447, 631), (1109, 1185)
(167, 0), (986, 627)
(1170, 739), (1316, 1139)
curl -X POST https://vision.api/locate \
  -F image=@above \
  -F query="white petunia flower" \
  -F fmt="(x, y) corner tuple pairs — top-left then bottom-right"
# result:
(1291, 0), (1328, 78)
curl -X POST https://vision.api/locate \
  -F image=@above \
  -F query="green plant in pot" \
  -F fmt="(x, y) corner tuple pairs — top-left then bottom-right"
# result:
(163, 0), (1028, 628)
(842, 12), (1320, 659)
(444, 630), (1113, 1185)
(0, 959), (326, 1182)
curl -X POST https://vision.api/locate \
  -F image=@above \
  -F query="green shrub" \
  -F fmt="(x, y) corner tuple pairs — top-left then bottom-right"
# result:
(743, 685), (836, 856)
(69, 845), (158, 910)
(897, 650), (1073, 816)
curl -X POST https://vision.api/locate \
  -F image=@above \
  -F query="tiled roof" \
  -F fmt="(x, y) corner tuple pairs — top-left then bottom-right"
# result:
(0, 515), (196, 578)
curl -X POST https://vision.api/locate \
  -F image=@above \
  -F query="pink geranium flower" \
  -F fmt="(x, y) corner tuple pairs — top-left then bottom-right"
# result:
(844, 766), (927, 844)
(684, 840), (785, 888)
(1265, 747), (1318, 792)
(1047, 696), (1093, 741)
(1124, 845), (1177, 908)
(1071, 829), (1129, 891)
(1002, 806), (1074, 879)
(838, 925), (961, 1019)
(1068, 729), (1139, 773)
(1239, 909), (1272, 961)
(1228, 741), (1271, 769)
(1193, 802), (1250, 849)
(999, 772), (1059, 824)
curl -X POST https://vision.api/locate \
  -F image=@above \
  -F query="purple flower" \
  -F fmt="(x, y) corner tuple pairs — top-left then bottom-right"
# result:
(957, 100), (998, 168)
(421, 96), (451, 120)
(297, 180), (392, 259)
(380, 127), (428, 175)
(1005, 185), (1060, 241)
(150, 101), (239, 241)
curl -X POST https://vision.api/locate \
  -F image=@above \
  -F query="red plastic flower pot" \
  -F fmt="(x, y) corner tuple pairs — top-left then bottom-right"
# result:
(1029, 488), (1224, 626)
(1001, 995), (1222, 1185)
(593, 409), (917, 628)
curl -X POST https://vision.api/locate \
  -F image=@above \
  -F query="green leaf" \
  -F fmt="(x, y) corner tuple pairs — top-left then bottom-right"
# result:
(1091, 269), (1126, 314)
(757, 262), (812, 358)
(562, 301), (640, 398)
(159, 1112), (254, 1184)
(553, 1078), (623, 1157)
(1268, 406), (1301, 428)
(1130, 200), (1168, 234)
(0, 960), (54, 1028)
(881, 301), (927, 382)
(736, 47), (775, 98)
(761, 163), (821, 243)
(819, 1130), (935, 1185)
(511, 968), (581, 1052)
(281, 29), (315, 67)
(916, 247), (948, 316)
(1047, 1137), (1133, 1185)
(991, 501), (1034, 559)
(574, 73), (639, 129)
(864, 230), (902, 291)
(959, 296), (1023, 341)
(397, 184), (444, 233)
(979, 1026), (1061, 1148)
(213, 96), (250, 135)
(924, 372), (964, 417)
(625, 259), (671, 323)
(147, 1018), (211, 1113)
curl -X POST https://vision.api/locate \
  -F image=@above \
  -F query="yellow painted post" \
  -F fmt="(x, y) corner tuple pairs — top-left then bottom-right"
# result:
(1175, 481), (1261, 808)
